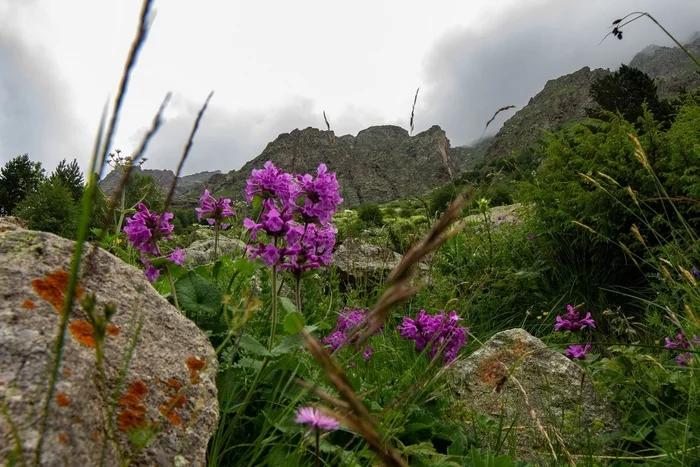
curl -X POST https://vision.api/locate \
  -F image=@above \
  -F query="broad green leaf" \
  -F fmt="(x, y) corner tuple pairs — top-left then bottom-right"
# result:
(238, 334), (272, 357)
(174, 271), (222, 317)
(279, 297), (298, 315)
(283, 312), (305, 335)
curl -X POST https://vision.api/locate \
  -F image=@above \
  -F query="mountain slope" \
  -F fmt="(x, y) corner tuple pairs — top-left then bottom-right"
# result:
(179, 125), (477, 209)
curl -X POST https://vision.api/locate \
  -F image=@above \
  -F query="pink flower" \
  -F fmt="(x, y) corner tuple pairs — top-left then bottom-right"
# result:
(295, 407), (339, 433)
(565, 344), (591, 360)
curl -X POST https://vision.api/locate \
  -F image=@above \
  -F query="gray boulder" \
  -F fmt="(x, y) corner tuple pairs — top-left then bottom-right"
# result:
(449, 328), (619, 461)
(332, 238), (429, 287)
(0, 222), (218, 466)
(184, 237), (246, 267)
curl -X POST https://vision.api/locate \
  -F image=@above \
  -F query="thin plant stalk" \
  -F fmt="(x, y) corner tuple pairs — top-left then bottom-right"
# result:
(315, 430), (320, 467)
(295, 276), (303, 311)
(268, 265), (278, 352)
(214, 220), (219, 259)
(166, 266), (180, 311)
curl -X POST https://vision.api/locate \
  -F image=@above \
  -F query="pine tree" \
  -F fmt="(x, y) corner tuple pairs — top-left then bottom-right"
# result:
(50, 159), (85, 202)
(0, 154), (45, 215)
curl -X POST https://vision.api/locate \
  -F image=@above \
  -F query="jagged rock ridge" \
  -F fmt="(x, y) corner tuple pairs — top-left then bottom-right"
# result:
(484, 34), (700, 161)
(191, 125), (477, 208)
(630, 34), (700, 97)
(99, 167), (221, 198)
(484, 67), (611, 161)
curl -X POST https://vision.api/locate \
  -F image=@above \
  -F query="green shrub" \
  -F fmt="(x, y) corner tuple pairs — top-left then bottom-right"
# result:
(14, 179), (79, 238)
(357, 203), (383, 226)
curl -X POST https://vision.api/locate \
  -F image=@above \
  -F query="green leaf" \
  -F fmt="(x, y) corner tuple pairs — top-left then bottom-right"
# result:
(279, 297), (298, 314)
(238, 334), (272, 357)
(174, 271), (222, 317)
(233, 256), (256, 275)
(271, 335), (301, 356)
(283, 312), (305, 335)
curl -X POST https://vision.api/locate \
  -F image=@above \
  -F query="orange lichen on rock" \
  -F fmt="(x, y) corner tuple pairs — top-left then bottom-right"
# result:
(58, 433), (69, 444)
(186, 356), (206, 384)
(56, 393), (70, 407)
(106, 324), (121, 336)
(159, 385), (187, 427)
(73, 416), (82, 424)
(63, 368), (72, 377)
(92, 430), (100, 441)
(68, 320), (96, 348)
(21, 299), (35, 309)
(117, 380), (150, 432)
(166, 378), (182, 392)
(31, 270), (83, 312)
(477, 352), (508, 386)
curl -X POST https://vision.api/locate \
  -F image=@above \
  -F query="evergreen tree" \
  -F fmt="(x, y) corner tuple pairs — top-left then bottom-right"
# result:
(0, 154), (45, 215)
(50, 159), (84, 202)
(589, 64), (672, 127)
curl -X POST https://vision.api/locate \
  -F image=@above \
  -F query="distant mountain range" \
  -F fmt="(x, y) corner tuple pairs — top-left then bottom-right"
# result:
(100, 34), (700, 208)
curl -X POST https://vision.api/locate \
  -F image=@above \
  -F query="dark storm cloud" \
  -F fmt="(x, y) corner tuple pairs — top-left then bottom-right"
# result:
(419, 0), (700, 146)
(0, 10), (86, 172)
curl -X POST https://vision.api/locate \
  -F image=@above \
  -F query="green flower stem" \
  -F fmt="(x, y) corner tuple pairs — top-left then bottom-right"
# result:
(214, 220), (219, 260)
(268, 265), (278, 352)
(315, 430), (320, 467)
(166, 266), (180, 311)
(295, 276), (302, 311)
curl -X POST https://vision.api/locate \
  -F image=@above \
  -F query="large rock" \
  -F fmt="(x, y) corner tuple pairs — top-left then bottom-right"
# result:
(184, 237), (247, 267)
(449, 329), (618, 460)
(0, 221), (218, 466)
(333, 238), (429, 287)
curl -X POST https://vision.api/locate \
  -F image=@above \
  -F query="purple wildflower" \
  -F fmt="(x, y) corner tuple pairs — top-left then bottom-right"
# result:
(143, 264), (161, 283)
(527, 233), (535, 240)
(280, 223), (337, 276)
(295, 164), (343, 225)
(243, 162), (342, 272)
(139, 248), (187, 283)
(397, 309), (469, 363)
(295, 407), (339, 433)
(245, 161), (297, 204)
(123, 203), (175, 256)
(322, 307), (381, 359)
(554, 305), (596, 332)
(692, 267), (699, 278)
(676, 352), (693, 366)
(664, 333), (699, 365)
(196, 189), (235, 230)
(565, 344), (591, 360)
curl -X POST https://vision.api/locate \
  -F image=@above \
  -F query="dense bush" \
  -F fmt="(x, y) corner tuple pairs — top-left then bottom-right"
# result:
(14, 178), (79, 238)
(357, 202), (383, 226)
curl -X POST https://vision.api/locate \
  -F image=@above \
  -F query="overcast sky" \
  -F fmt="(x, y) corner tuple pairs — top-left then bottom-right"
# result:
(1, 0), (699, 176)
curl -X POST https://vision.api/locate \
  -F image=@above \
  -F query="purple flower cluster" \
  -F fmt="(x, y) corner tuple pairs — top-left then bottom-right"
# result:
(196, 189), (235, 229)
(323, 306), (382, 361)
(124, 203), (174, 256)
(554, 305), (596, 332)
(565, 344), (591, 360)
(397, 309), (468, 363)
(123, 203), (186, 282)
(554, 305), (595, 360)
(243, 162), (341, 273)
(664, 333), (700, 366)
